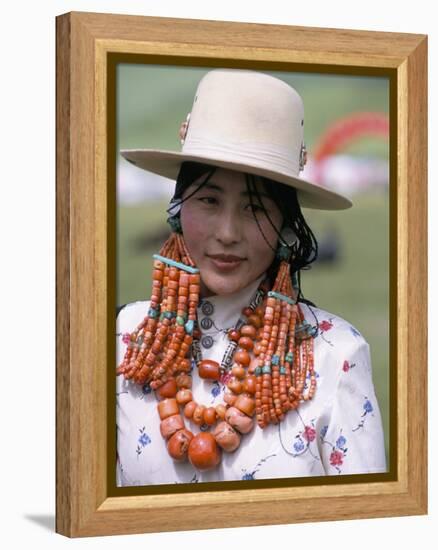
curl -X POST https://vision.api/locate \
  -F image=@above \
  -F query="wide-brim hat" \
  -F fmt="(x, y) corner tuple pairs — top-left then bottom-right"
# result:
(121, 69), (352, 210)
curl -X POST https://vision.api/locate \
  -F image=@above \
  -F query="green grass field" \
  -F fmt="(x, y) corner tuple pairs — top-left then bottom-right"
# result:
(116, 189), (390, 465)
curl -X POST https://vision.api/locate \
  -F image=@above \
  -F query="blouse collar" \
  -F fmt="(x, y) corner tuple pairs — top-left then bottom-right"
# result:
(197, 273), (266, 330)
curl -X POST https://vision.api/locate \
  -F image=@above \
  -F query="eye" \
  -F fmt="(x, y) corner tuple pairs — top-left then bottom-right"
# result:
(198, 196), (218, 205)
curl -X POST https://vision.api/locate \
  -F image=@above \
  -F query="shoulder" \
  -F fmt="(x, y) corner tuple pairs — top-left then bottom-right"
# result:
(299, 305), (376, 399)
(116, 300), (150, 334)
(299, 301), (370, 355)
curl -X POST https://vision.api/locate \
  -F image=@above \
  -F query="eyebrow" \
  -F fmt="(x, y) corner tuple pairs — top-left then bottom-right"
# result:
(199, 182), (272, 200)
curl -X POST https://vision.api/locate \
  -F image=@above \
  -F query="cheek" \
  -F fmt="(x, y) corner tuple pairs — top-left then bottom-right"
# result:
(253, 234), (278, 264)
(248, 216), (281, 254)
(180, 207), (206, 256)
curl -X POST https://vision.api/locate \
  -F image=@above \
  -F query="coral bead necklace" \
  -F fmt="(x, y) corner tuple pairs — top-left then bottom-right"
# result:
(117, 231), (317, 471)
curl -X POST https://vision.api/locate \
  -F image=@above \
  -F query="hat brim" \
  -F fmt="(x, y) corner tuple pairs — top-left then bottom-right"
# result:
(120, 149), (352, 210)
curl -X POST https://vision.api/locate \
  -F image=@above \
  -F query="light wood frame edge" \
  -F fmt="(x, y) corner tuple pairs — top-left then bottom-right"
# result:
(55, 12), (428, 537)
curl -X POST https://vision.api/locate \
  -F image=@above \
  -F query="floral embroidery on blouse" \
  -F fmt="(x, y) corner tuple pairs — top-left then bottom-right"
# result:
(210, 381), (221, 400)
(241, 453), (277, 480)
(318, 319), (333, 332)
(122, 332), (131, 344)
(349, 326), (362, 338)
(303, 425), (317, 442)
(342, 360), (356, 372)
(285, 416), (321, 462)
(293, 420), (318, 460)
(136, 427), (152, 458)
(321, 428), (348, 474)
(175, 473), (199, 484)
(352, 397), (374, 431)
(318, 318), (335, 346)
(203, 372), (231, 402)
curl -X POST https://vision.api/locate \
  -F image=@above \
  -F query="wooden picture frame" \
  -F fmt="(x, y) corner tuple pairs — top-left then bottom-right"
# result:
(56, 11), (427, 537)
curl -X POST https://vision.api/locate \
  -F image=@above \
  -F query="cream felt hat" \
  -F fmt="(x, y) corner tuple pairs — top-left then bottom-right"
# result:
(121, 69), (352, 210)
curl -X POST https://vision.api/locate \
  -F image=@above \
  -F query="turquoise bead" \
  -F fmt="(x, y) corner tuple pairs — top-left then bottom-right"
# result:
(152, 254), (200, 274)
(276, 245), (290, 260)
(167, 216), (182, 234)
(184, 320), (194, 334)
(292, 272), (299, 289)
(148, 307), (159, 319)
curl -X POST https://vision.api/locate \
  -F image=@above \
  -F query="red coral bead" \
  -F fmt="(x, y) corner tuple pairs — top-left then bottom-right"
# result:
(234, 349), (250, 367)
(157, 378), (177, 399)
(167, 429), (193, 461)
(198, 360), (221, 380)
(228, 329), (240, 342)
(238, 336), (254, 351)
(188, 432), (221, 470)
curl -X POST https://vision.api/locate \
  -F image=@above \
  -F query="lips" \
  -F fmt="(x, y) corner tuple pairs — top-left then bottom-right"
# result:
(208, 254), (245, 262)
(206, 253), (246, 271)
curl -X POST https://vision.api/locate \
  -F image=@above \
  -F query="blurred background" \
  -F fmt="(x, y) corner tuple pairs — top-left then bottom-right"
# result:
(116, 65), (390, 465)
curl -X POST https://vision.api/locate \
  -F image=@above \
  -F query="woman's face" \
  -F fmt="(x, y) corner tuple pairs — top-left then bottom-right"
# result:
(180, 168), (283, 297)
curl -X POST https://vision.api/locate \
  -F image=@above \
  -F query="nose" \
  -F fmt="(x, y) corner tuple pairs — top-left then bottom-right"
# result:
(215, 204), (242, 246)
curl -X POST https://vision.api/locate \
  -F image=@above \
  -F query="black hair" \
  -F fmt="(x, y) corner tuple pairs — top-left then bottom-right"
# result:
(167, 161), (318, 306)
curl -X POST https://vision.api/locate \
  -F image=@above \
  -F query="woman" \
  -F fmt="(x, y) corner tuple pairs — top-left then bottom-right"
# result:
(116, 69), (386, 485)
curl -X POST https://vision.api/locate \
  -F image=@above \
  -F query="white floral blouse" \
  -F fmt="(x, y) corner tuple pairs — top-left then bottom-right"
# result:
(116, 276), (387, 486)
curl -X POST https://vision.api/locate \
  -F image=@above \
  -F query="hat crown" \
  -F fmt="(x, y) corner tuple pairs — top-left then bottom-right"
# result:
(183, 69), (305, 175)
(120, 68), (352, 210)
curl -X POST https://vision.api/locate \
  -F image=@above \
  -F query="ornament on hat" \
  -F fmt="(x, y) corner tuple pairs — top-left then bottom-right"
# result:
(179, 112), (191, 145)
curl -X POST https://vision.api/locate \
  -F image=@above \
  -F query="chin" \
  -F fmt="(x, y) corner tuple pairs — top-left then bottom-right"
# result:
(201, 273), (246, 297)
